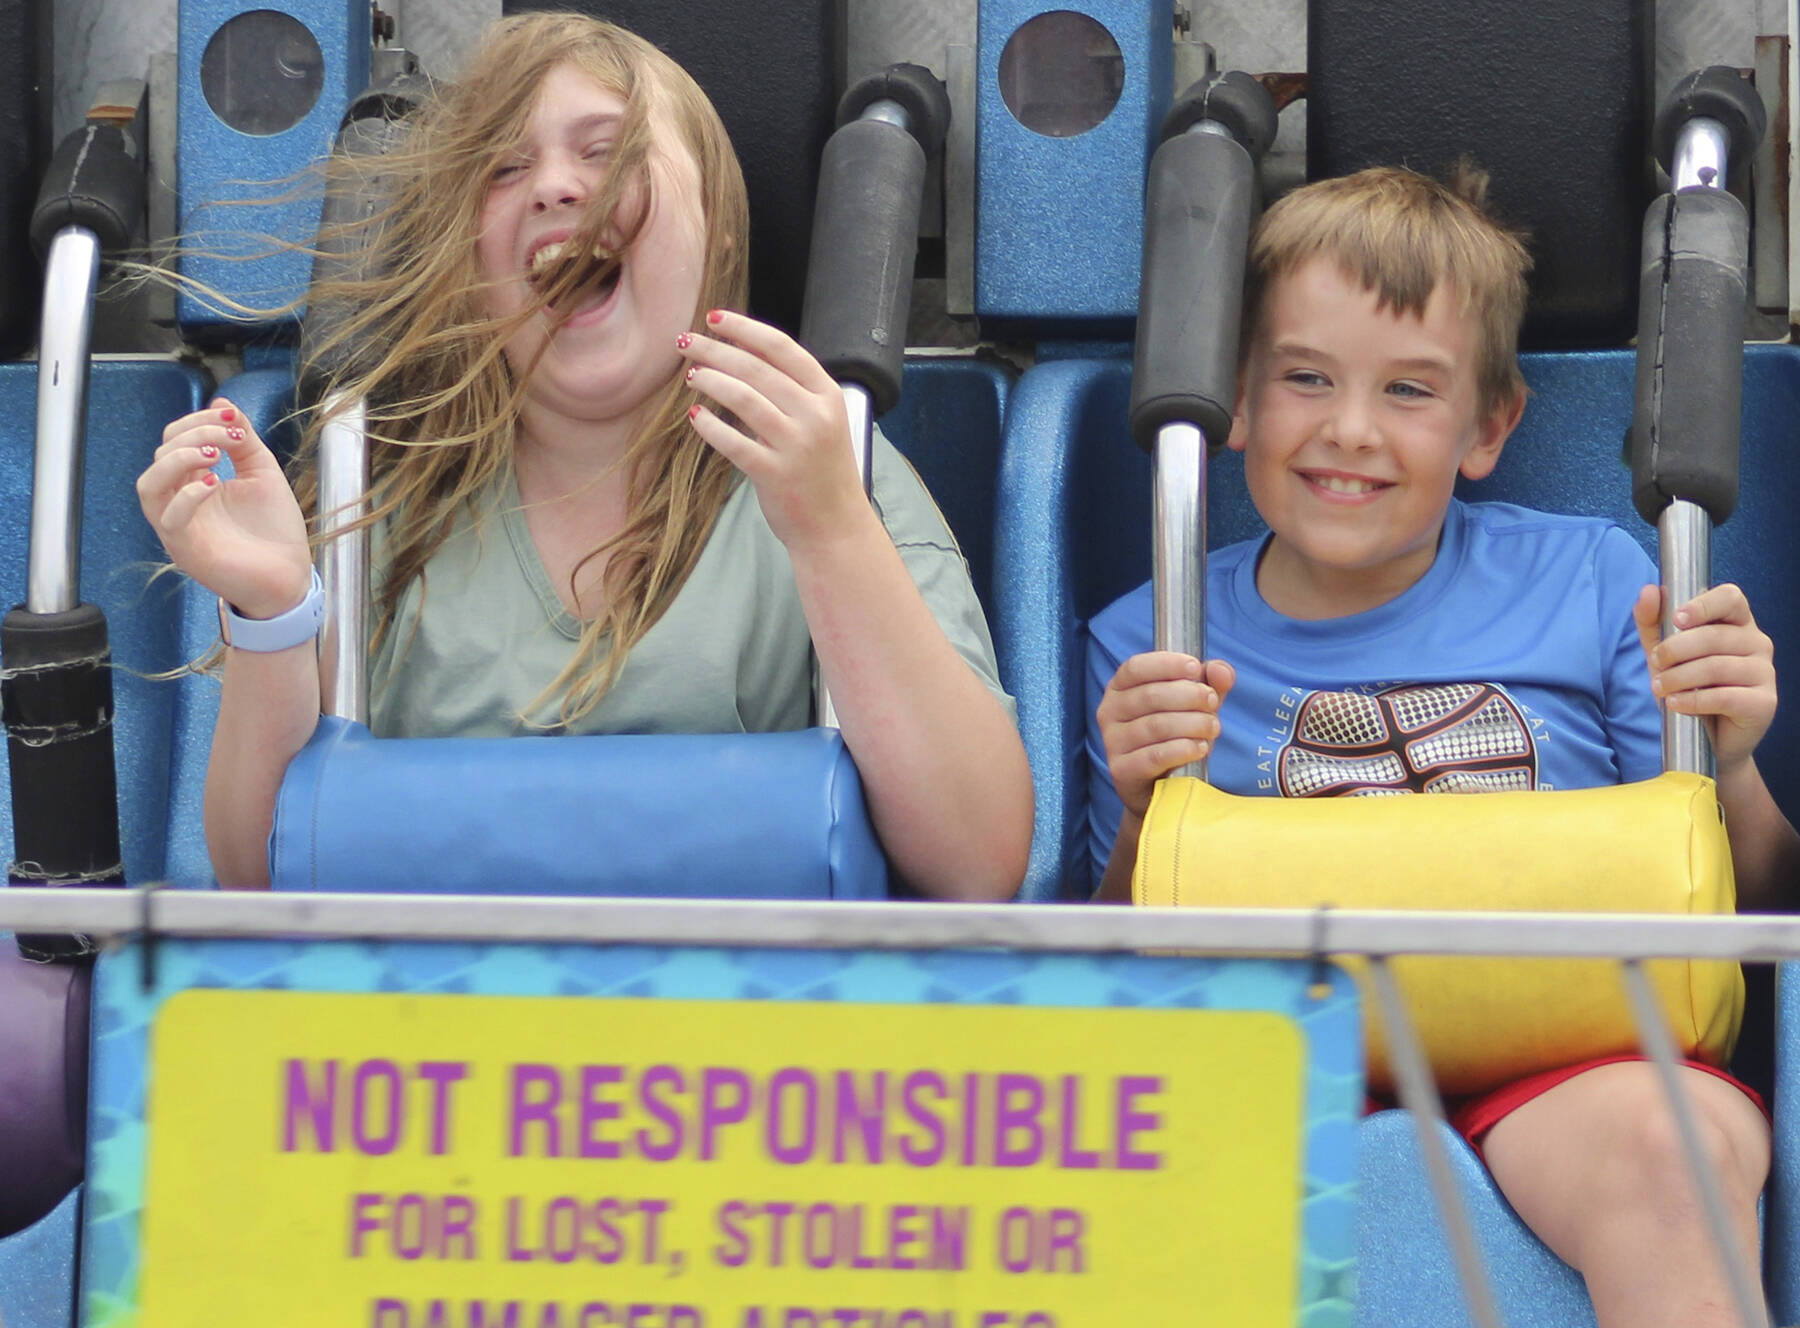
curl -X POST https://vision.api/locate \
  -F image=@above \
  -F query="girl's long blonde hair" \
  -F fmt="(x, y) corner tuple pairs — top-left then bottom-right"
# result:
(295, 12), (749, 723)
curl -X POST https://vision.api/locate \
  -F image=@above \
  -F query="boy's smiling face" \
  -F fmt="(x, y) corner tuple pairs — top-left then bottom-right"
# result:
(1229, 256), (1524, 620)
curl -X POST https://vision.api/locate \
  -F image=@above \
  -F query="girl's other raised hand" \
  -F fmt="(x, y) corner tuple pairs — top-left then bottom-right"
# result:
(137, 399), (313, 619)
(677, 309), (867, 553)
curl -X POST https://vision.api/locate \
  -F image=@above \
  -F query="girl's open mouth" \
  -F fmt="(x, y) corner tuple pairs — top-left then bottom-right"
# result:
(528, 241), (623, 315)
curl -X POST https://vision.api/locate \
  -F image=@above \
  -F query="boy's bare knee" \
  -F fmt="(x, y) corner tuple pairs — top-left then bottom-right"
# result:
(1588, 1072), (1767, 1218)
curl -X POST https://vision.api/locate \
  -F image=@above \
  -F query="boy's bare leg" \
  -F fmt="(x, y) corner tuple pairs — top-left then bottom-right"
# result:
(1482, 1062), (1769, 1328)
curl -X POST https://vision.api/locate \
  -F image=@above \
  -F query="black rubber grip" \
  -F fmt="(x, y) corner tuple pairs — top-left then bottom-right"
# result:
(29, 123), (143, 257)
(837, 63), (952, 157)
(1654, 67), (1767, 178)
(799, 117), (926, 415)
(1630, 189), (1748, 526)
(1161, 70), (1278, 160)
(2, 603), (123, 961)
(1130, 129), (1257, 448)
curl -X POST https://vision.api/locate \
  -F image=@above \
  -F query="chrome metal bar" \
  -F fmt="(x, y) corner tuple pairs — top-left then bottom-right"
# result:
(816, 383), (877, 730)
(316, 394), (370, 724)
(843, 381), (875, 497)
(1367, 958), (1505, 1328)
(26, 227), (102, 614)
(1153, 422), (1208, 779)
(1621, 961), (1770, 1328)
(1659, 499), (1714, 777)
(1673, 116), (1731, 191)
(16, 893), (1800, 959)
(860, 98), (911, 133)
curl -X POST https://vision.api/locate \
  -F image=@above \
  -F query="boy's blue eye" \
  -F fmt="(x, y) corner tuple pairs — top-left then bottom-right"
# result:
(1389, 381), (1433, 400)
(1284, 370), (1328, 389)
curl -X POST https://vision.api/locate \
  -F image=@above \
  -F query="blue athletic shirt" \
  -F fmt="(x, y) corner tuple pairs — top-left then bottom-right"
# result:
(1084, 500), (1663, 895)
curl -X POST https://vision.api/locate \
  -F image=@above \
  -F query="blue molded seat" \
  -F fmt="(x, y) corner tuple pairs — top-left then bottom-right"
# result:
(993, 344), (1800, 1315)
(0, 1188), (81, 1328)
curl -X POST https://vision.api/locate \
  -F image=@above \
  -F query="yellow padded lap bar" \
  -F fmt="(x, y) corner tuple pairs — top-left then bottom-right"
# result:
(1133, 771), (1743, 1097)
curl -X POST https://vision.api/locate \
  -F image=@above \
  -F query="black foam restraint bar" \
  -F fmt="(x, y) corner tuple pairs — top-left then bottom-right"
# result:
(799, 118), (928, 416)
(2, 603), (123, 961)
(1129, 129), (1256, 448)
(29, 122), (143, 257)
(1630, 189), (1748, 527)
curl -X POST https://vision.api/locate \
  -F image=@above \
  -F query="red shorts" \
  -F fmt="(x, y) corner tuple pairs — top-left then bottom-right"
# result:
(1368, 1055), (1769, 1159)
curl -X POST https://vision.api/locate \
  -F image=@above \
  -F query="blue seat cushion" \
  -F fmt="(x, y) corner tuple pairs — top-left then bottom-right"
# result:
(271, 716), (888, 898)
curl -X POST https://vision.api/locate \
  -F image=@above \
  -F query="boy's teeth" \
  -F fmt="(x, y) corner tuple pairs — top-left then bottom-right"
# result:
(1316, 474), (1379, 494)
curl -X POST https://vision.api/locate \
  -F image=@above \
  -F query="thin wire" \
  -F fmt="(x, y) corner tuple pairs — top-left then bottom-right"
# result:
(1367, 957), (1506, 1328)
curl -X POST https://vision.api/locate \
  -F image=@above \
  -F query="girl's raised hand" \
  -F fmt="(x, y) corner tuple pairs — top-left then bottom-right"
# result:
(677, 310), (866, 551)
(137, 400), (313, 619)
(1634, 582), (1779, 775)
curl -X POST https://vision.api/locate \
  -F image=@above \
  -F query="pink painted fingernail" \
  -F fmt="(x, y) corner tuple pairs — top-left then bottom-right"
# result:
(688, 404), (701, 420)
(219, 407), (236, 422)
(676, 332), (692, 350)
(707, 309), (724, 325)
(685, 365), (697, 383)
(227, 426), (245, 441)
(201, 473), (218, 487)
(200, 444), (218, 458)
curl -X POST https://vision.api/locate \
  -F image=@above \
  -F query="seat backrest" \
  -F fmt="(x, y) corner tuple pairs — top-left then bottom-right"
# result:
(1309, 0), (1649, 346)
(174, 0), (372, 339)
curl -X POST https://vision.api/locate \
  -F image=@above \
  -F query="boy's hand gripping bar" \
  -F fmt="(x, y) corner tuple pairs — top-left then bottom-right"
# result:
(3, 95), (151, 959)
(799, 64), (950, 727)
(1630, 67), (1766, 777)
(1131, 72), (1276, 780)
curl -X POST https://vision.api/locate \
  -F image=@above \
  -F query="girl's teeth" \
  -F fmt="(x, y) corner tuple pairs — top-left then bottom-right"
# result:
(530, 242), (565, 271)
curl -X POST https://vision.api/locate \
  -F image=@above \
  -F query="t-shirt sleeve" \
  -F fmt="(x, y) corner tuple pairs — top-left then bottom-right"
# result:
(1596, 525), (1663, 784)
(1084, 592), (1141, 898)
(867, 429), (1015, 717)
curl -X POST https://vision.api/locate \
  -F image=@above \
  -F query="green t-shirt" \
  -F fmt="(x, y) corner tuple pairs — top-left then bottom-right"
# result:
(368, 433), (1012, 737)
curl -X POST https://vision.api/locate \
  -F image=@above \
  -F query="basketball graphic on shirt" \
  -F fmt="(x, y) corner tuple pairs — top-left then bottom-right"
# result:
(1277, 682), (1539, 797)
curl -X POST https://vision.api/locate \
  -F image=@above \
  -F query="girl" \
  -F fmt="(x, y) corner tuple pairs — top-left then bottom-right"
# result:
(136, 13), (1033, 897)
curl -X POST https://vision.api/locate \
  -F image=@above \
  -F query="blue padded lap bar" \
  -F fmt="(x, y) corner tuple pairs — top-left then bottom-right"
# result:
(272, 717), (889, 899)
(177, 0), (370, 338)
(977, 1), (1171, 333)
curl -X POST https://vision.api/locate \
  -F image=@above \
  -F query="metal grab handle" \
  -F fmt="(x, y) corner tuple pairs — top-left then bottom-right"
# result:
(315, 394), (370, 724)
(1153, 424), (1207, 779)
(26, 227), (100, 615)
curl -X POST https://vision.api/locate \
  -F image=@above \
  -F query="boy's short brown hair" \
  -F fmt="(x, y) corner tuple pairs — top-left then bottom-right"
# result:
(1244, 163), (1532, 416)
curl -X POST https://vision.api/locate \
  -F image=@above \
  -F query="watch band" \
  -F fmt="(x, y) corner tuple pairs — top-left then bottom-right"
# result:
(218, 568), (326, 653)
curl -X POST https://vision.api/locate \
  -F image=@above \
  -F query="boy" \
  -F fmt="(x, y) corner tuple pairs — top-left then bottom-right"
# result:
(1087, 165), (1800, 1327)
